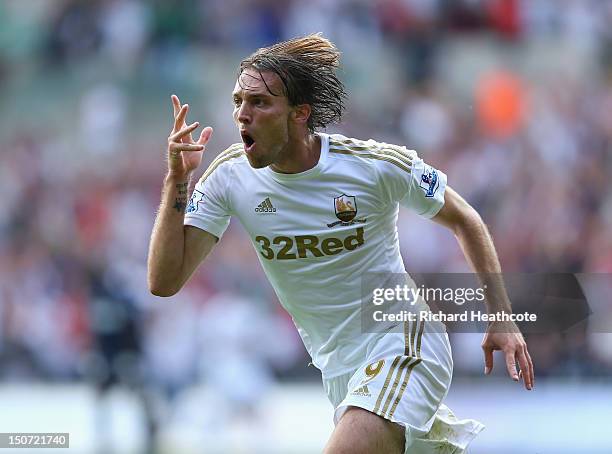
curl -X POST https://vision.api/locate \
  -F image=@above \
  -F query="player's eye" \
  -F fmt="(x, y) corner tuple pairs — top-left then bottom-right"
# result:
(232, 98), (242, 107)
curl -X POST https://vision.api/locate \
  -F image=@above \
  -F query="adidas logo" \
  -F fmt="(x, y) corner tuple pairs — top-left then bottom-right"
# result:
(350, 385), (371, 397)
(255, 197), (277, 214)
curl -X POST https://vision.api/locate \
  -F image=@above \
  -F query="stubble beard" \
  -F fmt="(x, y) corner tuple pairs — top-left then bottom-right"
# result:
(248, 138), (288, 170)
(246, 152), (270, 169)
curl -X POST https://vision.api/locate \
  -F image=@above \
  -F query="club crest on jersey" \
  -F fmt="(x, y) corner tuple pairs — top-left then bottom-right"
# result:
(419, 166), (439, 198)
(335, 194), (357, 222)
(328, 194), (366, 228)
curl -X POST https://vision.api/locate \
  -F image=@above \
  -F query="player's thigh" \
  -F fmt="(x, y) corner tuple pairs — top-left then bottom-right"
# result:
(323, 406), (405, 454)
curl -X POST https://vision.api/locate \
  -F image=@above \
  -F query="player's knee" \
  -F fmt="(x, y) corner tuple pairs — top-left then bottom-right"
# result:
(324, 407), (405, 454)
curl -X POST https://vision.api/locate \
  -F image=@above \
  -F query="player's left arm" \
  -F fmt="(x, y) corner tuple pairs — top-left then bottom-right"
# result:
(431, 186), (534, 390)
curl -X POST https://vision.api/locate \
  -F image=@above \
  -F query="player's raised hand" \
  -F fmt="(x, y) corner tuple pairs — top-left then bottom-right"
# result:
(167, 94), (213, 178)
(481, 321), (534, 390)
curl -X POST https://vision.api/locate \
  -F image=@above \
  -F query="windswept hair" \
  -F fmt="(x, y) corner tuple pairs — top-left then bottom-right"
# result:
(239, 34), (346, 132)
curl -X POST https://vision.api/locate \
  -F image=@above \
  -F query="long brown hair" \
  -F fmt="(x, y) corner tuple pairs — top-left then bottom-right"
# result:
(239, 34), (347, 132)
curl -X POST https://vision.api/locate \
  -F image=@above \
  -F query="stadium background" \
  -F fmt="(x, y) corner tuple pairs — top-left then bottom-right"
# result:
(1, 0), (611, 452)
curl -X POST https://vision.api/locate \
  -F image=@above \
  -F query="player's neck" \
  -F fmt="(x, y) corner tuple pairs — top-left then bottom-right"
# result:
(270, 132), (321, 174)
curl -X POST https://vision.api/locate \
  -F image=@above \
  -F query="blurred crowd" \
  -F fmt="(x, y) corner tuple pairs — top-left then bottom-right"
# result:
(1, 0), (611, 415)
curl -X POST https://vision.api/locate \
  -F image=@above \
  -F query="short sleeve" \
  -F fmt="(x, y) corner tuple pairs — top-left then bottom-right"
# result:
(184, 161), (232, 239)
(377, 146), (447, 218)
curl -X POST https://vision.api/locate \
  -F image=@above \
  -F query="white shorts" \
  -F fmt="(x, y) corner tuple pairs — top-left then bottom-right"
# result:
(322, 321), (484, 453)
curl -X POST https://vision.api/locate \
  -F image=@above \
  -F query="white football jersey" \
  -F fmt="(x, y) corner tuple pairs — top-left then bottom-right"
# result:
(184, 133), (447, 377)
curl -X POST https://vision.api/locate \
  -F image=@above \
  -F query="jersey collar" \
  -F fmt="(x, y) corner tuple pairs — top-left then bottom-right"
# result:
(264, 132), (329, 182)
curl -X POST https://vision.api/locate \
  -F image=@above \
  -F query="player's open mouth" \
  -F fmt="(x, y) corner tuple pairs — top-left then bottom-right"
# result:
(241, 132), (256, 152)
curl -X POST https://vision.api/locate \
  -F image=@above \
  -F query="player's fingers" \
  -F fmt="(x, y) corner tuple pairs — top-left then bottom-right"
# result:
(173, 104), (189, 132)
(168, 142), (205, 155)
(482, 346), (494, 375)
(169, 122), (199, 142)
(516, 347), (532, 390)
(526, 348), (535, 388)
(504, 349), (519, 381)
(176, 105), (196, 144)
(171, 94), (181, 117)
(197, 126), (213, 145)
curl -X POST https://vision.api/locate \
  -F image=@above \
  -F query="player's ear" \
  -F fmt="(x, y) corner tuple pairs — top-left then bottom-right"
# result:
(291, 104), (311, 126)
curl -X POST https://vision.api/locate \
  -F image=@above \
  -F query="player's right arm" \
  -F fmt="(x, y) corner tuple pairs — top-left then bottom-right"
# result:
(147, 95), (216, 297)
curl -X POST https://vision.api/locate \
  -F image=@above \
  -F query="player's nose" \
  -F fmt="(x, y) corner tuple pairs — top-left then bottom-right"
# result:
(235, 103), (252, 125)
